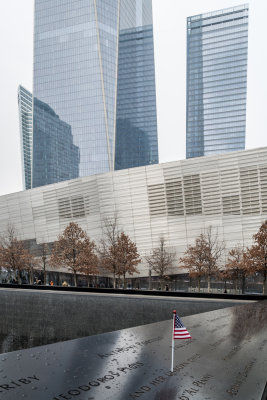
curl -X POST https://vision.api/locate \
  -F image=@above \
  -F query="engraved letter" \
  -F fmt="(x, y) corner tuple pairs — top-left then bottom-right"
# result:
(0, 385), (15, 391)
(68, 389), (81, 396)
(10, 381), (21, 387)
(140, 386), (151, 392)
(104, 375), (115, 380)
(18, 379), (31, 385)
(78, 385), (90, 391)
(28, 375), (40, 381)
(89, 381), (100, 387)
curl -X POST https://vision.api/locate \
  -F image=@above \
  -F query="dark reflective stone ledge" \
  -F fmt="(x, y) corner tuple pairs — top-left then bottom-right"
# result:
(0, 301), (266, 400)
(0, 283), (266, 301)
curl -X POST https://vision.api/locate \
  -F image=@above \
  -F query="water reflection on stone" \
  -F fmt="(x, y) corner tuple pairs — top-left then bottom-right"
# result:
(230, 300), (267, 340)
(154, 386), (177, 400)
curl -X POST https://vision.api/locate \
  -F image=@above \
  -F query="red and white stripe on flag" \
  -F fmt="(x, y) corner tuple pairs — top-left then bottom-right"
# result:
(173, 314), (191, 340)
(173, 327), (191, 339)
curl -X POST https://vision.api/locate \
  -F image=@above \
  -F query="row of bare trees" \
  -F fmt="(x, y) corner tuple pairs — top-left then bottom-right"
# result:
(0, 219), (267, 293)
(179, 221), (267, 294)
(0, 218), (141, 288)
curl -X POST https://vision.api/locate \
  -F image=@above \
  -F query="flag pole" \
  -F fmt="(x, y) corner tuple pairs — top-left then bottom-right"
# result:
(171, 309), (176, 372)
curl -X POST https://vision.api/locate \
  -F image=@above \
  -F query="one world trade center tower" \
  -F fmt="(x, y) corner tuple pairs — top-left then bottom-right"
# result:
(32, 0), (158, 188)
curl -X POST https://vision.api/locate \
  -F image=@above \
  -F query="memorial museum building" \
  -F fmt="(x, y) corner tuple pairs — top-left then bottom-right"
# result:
(0, 147), (266, 276)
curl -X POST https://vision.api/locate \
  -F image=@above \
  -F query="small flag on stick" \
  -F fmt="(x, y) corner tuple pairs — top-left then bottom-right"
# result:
(173, 314), (191, 340)
(171, 310), (191, 372)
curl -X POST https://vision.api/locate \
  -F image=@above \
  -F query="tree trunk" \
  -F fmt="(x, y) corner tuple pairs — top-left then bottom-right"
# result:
(29, 267), (34, 285)
(74, 270), (77, 287)
(113, 271), (116, 288)
(241, 274), (246, 294)
(235, 278), (238, 294)
(207, 275), (211, 292)
(17, 270), (22, 285)
(43, 263), (46, 286)
(263, 270), (267, 295)
(198, 277), (200, 292)
(123, 273), (126, 289)
(148, 269), (152, 290)
(224, 279), (227, 294)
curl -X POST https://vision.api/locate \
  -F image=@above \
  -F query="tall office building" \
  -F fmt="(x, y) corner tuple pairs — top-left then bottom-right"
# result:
(186, 4), (249, 159)
(18, 86), (33, 190)
(32, 0), (158, 188)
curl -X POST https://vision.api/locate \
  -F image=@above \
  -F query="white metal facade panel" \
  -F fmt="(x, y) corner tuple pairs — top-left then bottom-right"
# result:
(0, 147), (267, 277)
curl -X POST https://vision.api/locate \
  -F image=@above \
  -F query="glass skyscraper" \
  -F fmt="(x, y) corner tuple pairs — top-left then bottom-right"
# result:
(115, 1), (158, 170)
(186, 4), (249, 159)
(32, 0), (158, 188)
(18, 86), (33, 190)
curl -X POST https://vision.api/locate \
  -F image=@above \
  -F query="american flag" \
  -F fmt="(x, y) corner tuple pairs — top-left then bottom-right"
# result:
(173, 314), (191, 340)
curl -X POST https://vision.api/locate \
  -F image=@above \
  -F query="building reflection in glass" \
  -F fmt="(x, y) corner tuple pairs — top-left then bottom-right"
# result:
(18, 86), (33, 190)
(32, 98), (80, 188)
(115, 0), (158, 170)
(115, 119), (151, 170)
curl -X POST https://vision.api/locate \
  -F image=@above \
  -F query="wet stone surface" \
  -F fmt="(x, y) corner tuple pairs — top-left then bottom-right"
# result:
(0, 301), (266, 399)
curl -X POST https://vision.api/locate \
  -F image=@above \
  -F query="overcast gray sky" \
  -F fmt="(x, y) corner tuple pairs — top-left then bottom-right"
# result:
(0, 0), (266, 196)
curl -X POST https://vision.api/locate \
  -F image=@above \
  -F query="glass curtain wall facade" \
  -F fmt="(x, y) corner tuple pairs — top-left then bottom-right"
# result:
(186, 4), (249, 159)
(32, 0), (158, 188)
(115, 0), (158, 170)
(18, 86), (33, 190)
(32, 98), (80, 187)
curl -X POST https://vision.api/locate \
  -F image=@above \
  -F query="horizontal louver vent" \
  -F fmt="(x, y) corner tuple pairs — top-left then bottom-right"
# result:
(146, 163), (267, 219)
(183, 175), (202, 215)
(201, 172), (221, 215)
(165, 179), (184, 216)
(240, 167), (260, 214)
(222, 195), (240, 215)
(148, 184), (166, 216)
(58, 196), (87, 219)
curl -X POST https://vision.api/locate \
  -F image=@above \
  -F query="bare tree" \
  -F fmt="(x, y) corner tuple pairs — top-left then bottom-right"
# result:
(40, 243), (50, 286)
(98, 215), (121, 288)
(202, 226), (225, 292)
(225, 245), (247, 293)
(77, 241), (99, 287)
(245, 220), (267, 294)
(24, 254), (39, 285)
(180, 227), (224, 292)
(180, 234), (208, 291)
(145, 237), (176, 290)
(114, 232), (141, 289)
(50, 222), (98, 287)
(0, 226), (34, 284)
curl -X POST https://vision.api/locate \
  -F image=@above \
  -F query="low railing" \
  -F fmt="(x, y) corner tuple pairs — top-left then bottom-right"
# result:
(0, 283), (266, 301)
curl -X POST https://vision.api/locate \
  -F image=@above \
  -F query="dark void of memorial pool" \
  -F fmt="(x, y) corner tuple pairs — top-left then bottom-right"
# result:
(0, 301), (266, 399)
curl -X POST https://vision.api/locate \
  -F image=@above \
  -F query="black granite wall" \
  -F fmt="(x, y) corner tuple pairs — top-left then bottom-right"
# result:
(0, 288), (249, 353)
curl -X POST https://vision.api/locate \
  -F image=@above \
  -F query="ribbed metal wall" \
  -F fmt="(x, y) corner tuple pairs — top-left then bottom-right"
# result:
(0, 147), (267, 276)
